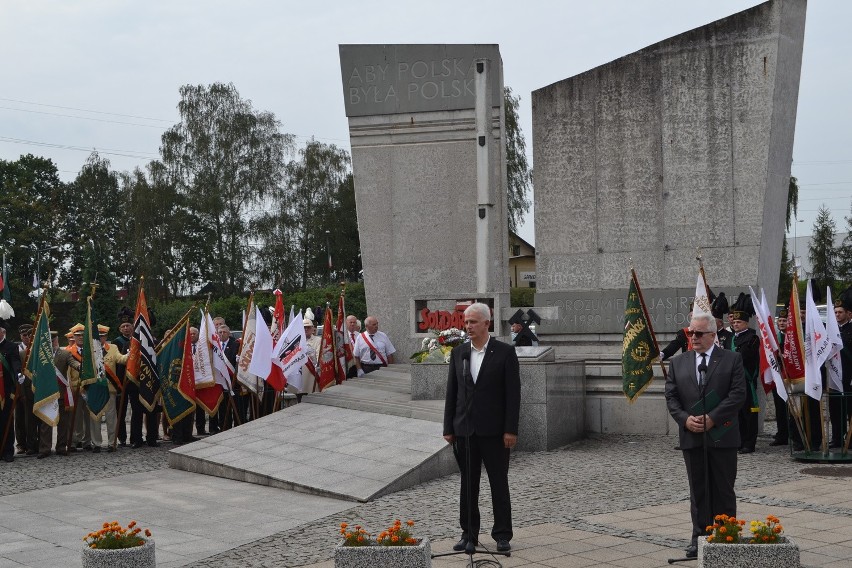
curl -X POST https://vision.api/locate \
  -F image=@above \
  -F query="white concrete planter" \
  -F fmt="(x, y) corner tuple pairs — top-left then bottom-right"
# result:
(334, 538), (431, 568)
(81, 539), (156, 568)
(699, 536), (799, 568)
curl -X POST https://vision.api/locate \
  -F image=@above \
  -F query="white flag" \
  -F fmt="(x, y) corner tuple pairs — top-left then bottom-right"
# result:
(804, 280), (831, 400)
(750, 286), (786, 401)
(759, 289), (779, 353)
(236, 306), (263, 397)
(825, 287), (844, 392)
(248, 306), (273, 381)
(272, 310), (309, 392)
(205, 311), (233, 392)
(692, 270), (712, 318)
(194, 310), (216, 387)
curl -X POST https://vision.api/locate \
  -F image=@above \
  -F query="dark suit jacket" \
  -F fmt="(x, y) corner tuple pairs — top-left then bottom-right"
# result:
(443, 338), (521, 438)
(665, 347), (746, 449)
(0, 338), (21, 376)
(221, 339), (239, 371)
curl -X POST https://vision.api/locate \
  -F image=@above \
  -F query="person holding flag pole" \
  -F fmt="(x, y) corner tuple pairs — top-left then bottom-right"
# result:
(123, 278), (162, 448)
(317, 301), (338, 392)
(780, 273), (814, 452)
(156, 307), (197, 444)
(826, 287), (850, 450)
(23, 289), (62, 458)
(804, 279), (832, 454)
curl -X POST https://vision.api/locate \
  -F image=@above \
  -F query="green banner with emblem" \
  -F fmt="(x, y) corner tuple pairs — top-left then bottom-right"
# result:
(622, 270), (660, 402)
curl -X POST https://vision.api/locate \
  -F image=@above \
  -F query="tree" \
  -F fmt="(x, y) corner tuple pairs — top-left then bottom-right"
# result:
(504, 86), (532, 234)
(837, 198), (852, 286)
(0, 154), (66, 319)
(159, 83), (294, 292)
(778, 176), (800, 300)
(58, 152), (125, 293)
(808, 205), (837, 299)
(278, 140), (352, 290)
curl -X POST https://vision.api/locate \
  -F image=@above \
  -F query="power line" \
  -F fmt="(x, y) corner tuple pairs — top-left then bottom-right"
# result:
(0, 136), (158, 160)
(0, 96), (175, 123)
(0, 105), (167, 129)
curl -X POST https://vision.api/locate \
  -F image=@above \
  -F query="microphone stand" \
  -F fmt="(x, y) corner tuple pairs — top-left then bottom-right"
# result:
(433, 351), (510, 566)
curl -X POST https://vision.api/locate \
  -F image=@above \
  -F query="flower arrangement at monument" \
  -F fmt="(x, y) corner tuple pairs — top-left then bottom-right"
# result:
(338, 519), (419, 547)
(335, 519), (430, 568)
(83, 521), (152, 549)
(410, 328), (467, 363)
(705, 514), (785, 544)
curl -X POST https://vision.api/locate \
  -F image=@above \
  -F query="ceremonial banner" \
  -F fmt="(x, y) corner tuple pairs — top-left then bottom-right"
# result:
(126, 284), (160, 411)
(273, 310), (309, 391)
(26, 297), (61, 425)
(156, 316), (196, 425)
(825, 287), (844, 392)
(317, 306), (337, 391)
(236, 297), (264, 397)
(622, 269), (660, 402)
(334, 293), (348, 384)
(80, 297), (110, 420)
(749, 287), (786, 401)
(782, 276), (806, 386)
(266, 291), (287, 392)
(692, 268), (712, 319)
(195, 309), (223, 415)
(205, 311), (233, 390)
(248, 306), (274, 385)
(804, 279), (830, 401)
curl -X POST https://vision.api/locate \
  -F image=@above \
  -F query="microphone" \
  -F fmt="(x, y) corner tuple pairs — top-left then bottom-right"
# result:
(461, 352), (470, 381)
(698, 361), (707, 388)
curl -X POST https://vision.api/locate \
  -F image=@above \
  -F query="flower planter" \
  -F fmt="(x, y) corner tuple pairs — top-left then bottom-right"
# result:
(334, 538), (431, 568)
(81, 539), (156, 568)
(699, 536), (799, 568)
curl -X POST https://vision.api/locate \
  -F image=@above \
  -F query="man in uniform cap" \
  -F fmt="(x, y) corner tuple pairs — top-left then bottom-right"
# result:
(14, 324), (37, 455)
(829, 288), (852, 447)
(0, 319), (21, 462)
(712, 293), (733, 348)
(90, 325), (128, 452)
(53, 331), (80, 456)
(725, 293), (760, 454)
(770, 307), (790, 446)
(67, 323), (93, 451)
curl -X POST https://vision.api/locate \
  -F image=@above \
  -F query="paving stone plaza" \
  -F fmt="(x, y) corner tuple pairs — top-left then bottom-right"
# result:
(2, 425), (852, 567)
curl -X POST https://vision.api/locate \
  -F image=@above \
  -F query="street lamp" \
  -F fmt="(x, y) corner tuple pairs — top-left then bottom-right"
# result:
(325, 230), (332, 285)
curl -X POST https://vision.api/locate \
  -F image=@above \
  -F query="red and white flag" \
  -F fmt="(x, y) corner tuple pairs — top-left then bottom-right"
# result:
(825, 287), (844, 392)
(749, 287), (786, 401)
(236, 302), (264, 397)
(317, 306), (337, 391)
(272, 310), (309, 392)
(804, 280), (831, 401)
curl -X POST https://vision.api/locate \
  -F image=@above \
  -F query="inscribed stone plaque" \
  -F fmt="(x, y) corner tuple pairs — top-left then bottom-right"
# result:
(340, 44), (502, 117)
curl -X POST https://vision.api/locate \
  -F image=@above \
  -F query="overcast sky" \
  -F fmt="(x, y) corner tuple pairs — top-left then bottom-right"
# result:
(1, 0), (848, 246)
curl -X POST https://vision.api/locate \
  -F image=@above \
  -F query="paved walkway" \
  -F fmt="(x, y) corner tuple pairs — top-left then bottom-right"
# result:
(2, 431), (851, 567)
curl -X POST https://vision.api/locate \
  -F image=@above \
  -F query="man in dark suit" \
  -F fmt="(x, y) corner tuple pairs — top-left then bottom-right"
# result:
(218, 324), (242, 428)
(443, 302), (521, 553)
(0, 321), (22, 462)
(665, 312), (746, 558)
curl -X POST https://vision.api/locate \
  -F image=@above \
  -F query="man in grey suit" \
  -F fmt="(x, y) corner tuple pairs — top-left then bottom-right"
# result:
(665, 312), (746, 558)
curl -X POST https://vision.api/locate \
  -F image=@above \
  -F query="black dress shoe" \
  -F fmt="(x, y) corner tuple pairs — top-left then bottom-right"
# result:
(452, 537), (477, 551)
(738, 447), (754, 454)
(829, 440), (841, 449)
(496, 539), (511, 552)
(2, 454), (13, 463)
(131, 442), (143, 449)
(37, 452), (51, 459)
(106, 447), (115, 453)
(26, 449), (38, 456)
(118, 441), (127, 447)
(92, 446), (101, 454)
(769, 439), (788, 446)
(685, 544), (697, 558)
(76, 442), (83, 449)
(147, 440), (160, 448)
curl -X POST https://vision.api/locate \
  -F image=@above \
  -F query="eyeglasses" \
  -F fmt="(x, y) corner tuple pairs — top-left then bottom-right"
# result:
(687, 329), (715, 338)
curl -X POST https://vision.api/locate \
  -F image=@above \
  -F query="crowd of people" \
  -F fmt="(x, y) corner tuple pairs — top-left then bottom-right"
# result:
(0, 307), (398, 462)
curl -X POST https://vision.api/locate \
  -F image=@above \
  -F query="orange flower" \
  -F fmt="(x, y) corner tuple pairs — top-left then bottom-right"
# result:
(406, 520), (414, 527)
(144, 529), (151, 537)
(773, 526), (782, 533)
(719, 527), (726, 533)
(357, 536), (364, 542)
(392, 535), (399, 542)
(340, 522), (348, 529)
(406, 537), (416, 544)
(726, 536), (733, 542)
(102, 522), (109, 529)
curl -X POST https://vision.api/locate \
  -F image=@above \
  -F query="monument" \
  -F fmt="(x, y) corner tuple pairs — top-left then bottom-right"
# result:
(339, 45), (511, 356)
(532, 0), (806, 336)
